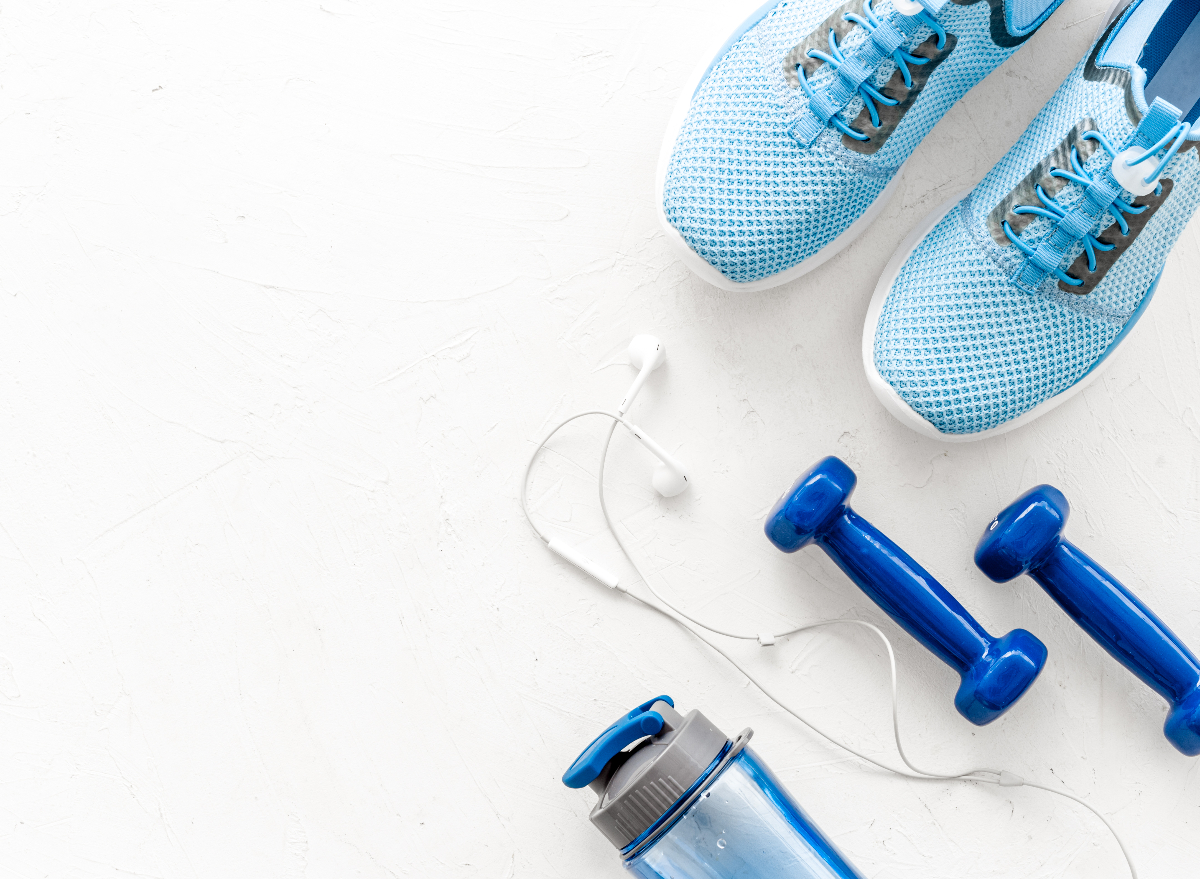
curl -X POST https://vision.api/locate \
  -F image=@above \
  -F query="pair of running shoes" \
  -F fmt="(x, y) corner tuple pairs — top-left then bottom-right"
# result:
(659, 0), (1200, 440)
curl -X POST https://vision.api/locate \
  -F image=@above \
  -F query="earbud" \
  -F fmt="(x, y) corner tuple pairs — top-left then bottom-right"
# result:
(625, 422), (689, 498)
(619, 335), (665, 415)
(651, 463), (689, 498)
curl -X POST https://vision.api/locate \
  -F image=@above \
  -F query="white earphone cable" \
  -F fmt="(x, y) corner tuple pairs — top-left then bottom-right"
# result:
(596, 421), (983, 781)
(523, 407), (1136, 877)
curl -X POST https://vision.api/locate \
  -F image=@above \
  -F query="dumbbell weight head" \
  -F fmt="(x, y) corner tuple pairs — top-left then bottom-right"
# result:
(955, 629), (1048, 725)
(765, 456), (856, 553)
(1165, 689), (1200, 757)
(974, 486), (1069, 583)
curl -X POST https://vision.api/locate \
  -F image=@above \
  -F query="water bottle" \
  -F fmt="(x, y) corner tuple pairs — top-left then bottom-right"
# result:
(562, 696), (865, 879)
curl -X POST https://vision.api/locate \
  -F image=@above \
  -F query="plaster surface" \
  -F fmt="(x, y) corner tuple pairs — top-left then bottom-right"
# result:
(1, 1), (1197, 876)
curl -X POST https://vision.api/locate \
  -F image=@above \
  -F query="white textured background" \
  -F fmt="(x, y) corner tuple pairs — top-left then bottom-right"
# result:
(1, 0), (1197, 876)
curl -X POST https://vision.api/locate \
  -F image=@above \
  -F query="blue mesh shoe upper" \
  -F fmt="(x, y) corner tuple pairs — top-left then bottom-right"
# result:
(662, 0), (1059, 285)
(872, 0), (1200, 435)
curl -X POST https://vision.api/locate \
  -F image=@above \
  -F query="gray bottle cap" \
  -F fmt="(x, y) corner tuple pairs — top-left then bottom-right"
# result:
(587, 700), (729, 849)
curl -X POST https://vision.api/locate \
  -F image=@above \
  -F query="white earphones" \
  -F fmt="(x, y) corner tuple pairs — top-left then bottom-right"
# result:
(625, 422), (689, 498)
(619, 334), (666, 415)
(522, 333), (690, 591)
(618, 335), (688, 497)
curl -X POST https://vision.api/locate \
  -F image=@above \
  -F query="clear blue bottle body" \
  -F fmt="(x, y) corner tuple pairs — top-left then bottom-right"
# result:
(623, 748), (864, 879)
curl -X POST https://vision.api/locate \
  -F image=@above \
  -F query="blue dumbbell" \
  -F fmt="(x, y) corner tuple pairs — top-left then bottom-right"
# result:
(976, 485), (1200, 756)
(765, 456), (1047, 726)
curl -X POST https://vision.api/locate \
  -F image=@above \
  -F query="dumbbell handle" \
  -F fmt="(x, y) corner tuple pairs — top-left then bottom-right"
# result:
(1033, 540), (1200, 706)
(820, 509), (993, 676)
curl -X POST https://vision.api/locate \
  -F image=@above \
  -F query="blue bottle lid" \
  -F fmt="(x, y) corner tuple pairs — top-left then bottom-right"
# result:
(562, 696), (672, 789)
(561, 697), (731, 849)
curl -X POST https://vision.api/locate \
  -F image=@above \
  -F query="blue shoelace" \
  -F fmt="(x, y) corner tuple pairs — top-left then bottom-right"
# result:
(1003, 118), (1191, 289)
(792, 0), (947, 143)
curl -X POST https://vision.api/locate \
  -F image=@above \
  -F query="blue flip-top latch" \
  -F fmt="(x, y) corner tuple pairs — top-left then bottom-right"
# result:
(562, 696), (674, 789)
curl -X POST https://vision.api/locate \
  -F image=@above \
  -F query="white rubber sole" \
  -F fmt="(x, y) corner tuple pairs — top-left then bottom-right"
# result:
(654, 3), (905, 294)
(862, 192), (1144, 443)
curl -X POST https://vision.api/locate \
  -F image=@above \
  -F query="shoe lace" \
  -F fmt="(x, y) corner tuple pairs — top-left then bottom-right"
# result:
(1003, 120), (1191, 288)
(793, 0), (947, 141)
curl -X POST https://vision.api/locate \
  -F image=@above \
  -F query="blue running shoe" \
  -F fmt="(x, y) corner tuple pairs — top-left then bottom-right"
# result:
(657, 0), (1065, 291)
(866, 0), (1200, 439)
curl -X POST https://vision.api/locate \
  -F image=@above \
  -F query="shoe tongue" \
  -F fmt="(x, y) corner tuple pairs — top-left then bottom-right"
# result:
(1095, 0), (1159, 108)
